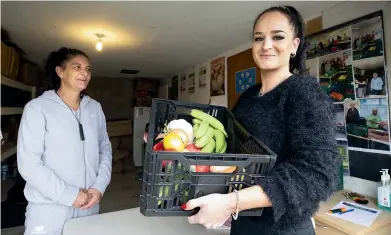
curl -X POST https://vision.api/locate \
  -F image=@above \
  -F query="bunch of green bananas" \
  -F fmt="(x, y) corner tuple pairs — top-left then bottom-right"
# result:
(191, 109), (227, 153)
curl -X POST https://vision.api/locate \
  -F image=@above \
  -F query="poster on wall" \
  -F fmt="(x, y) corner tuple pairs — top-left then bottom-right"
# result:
(337, 142), (350, 176)
(334, 103), (348, 141)
(210, 56), (225, 96)
(351, 16), (387, 99)
(235, 67), (256, 93)
(344, 98), (390, 151)
(188, 72), (195, 94)
(353, 57), (386, 99)
(318, 50), (354, 102)
(307, 26), (352, 60)
(305, 58), (319, 81)
(180, 74), (186, 93)
(352, 16), (384, 61)
(334, 103), (350, 175)
(199, 66), (207, 88)
(305, 11), (390, 182)
(170, 75), (178, 100)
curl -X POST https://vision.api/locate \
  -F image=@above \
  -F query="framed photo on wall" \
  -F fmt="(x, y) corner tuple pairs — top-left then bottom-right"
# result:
(210, 56), (225, 96)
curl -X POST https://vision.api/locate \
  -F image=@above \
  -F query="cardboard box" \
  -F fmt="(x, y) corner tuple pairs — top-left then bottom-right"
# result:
(1, 42), (12, 76)
(9, 48), (20, 79)
(106, 120), (132, 137)
(17, 62), (39, 86)
(136, 80), (157, 92)
(1, 44), (21, 79)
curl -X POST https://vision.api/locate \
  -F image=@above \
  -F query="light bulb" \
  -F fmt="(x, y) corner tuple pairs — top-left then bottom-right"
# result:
(96, 41), (103, 51)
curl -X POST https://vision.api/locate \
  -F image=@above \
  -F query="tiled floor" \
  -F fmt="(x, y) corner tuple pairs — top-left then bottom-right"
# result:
(1, 168), (142, 235)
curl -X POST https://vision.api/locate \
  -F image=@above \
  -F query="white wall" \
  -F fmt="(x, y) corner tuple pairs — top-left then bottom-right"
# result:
(87, 77), (134, 121)
(167, 1), (391, 197)
(163, 42), (252, 107)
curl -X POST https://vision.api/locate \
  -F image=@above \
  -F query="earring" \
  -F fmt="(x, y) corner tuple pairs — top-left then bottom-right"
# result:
(290, 53), (296, 58)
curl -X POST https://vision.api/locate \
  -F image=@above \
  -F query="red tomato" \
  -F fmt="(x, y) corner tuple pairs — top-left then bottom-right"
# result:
(196, 165), (210, 172)
(162, 160), (173, 168)
(184, 144), (201, 152)
(153, 142), (164, 151)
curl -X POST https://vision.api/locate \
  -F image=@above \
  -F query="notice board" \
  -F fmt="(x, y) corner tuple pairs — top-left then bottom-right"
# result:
(227, 49), (261, 110)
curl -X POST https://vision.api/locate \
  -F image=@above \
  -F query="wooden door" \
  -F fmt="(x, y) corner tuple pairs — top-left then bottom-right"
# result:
(227, 48), (261, 110)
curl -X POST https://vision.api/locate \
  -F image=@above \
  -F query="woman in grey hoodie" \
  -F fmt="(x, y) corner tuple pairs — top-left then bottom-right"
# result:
(17, 47), (112, 235)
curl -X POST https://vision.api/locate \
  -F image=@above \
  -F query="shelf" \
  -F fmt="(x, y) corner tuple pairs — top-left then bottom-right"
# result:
(1, 107), (23, 115)
(1, 144), (17, 161)
(1, 75), (34, 92)
(318, 48), (352, 60)
(353, 42), (376, 52)
(319, 70), (346, 79)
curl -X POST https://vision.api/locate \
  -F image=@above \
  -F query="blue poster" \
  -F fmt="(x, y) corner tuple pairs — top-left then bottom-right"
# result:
(235, 67), (256, 93)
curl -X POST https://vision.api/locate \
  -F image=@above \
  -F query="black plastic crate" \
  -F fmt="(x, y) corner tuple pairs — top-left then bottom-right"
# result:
(140, 99), (277, 217)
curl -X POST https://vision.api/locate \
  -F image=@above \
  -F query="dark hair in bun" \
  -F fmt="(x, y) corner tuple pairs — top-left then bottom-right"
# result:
(253, 6), (308, 74)
(44, 47), (89, 91)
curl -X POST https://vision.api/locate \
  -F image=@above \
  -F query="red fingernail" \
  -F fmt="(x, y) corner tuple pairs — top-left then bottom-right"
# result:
(181, 203), (187, 210)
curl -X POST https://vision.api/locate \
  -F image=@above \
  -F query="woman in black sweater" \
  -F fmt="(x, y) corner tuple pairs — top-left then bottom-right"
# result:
(182, 5), (341, 235)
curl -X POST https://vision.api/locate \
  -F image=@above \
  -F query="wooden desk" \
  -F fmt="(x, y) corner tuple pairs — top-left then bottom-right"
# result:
(315, 224), (391, 235)
(314, 190), (391, 235)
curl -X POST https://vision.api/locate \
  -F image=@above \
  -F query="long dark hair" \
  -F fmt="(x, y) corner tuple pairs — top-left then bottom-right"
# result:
(44, 47), (89, 94)
(253, 6), (308, 74)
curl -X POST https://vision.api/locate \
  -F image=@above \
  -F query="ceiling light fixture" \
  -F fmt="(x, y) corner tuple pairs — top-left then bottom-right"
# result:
(95, 33), (105, 51)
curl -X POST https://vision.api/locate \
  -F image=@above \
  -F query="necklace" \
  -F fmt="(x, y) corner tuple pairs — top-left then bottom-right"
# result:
(258, 74), (293, 97)
(56, 92), (85, 141)
(258, 87), (270, 97)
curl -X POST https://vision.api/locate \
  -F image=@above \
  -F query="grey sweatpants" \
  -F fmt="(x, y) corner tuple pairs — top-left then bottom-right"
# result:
(24, 202), (99, 235)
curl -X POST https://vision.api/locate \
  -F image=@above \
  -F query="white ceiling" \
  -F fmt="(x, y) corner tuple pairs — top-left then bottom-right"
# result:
(1, 1), (343, 80)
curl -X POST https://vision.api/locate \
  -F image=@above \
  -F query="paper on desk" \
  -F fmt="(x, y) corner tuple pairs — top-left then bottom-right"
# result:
(327, 200), (381, 227)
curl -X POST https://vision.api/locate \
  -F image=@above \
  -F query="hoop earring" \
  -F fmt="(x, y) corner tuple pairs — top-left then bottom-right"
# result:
(290, 53), (296, 58)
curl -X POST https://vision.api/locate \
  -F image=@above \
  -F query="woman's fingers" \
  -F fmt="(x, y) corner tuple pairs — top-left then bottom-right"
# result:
(189, 215), (225, 228)
(182, 197), (204, 210)
(188, 214), (200, 224)
(184, 194), (233, 228)
(81, 194), (96, 209)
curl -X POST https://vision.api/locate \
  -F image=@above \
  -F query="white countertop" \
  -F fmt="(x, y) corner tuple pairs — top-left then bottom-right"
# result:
(63, 207), (230, 235)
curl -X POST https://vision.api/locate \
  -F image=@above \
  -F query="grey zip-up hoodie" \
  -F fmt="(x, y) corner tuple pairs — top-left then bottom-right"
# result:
(17, 90), (112, 206)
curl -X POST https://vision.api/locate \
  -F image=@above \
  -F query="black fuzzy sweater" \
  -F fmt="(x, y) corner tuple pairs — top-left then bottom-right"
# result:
(231, 75), (341, 233)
